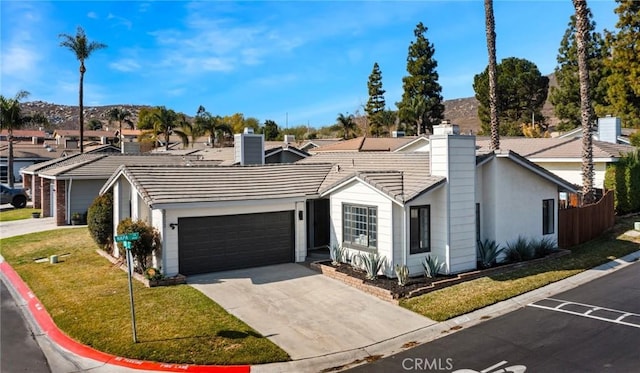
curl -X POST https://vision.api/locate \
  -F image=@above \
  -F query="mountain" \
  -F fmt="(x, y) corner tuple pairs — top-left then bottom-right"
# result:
(19, 73), (559, 134)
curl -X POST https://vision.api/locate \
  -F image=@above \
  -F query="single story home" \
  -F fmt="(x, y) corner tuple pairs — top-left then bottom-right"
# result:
(21, 154), (204, 225)
(101, 123), (577, 278)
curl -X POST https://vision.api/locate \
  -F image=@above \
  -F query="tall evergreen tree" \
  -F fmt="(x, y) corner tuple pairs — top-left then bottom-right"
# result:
(550, 9), (608, 131)
(474, 57), (549, 136)
(604, 0), (640, 128)
(574, 0), (596, 204)
(396, 22), (444, 135)
(59, 26), (107, 153)
(484, 0), (499, 150)
(263, 120), (280, 141)
(365, 62), (386, 137)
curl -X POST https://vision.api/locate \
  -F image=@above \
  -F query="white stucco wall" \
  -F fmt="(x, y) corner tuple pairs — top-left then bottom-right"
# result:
(532, 160), (607, 189)
(401, 186), (448, 276)
(160, 198), (305, 276)
(481, 157), (559, 248)
(329, 180), (394, 277)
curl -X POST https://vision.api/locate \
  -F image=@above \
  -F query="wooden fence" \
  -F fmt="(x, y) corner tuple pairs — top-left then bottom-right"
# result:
(558, 191), (615, 248)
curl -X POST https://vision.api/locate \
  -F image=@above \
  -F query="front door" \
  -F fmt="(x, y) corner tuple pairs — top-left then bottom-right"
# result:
(307, 199), (330, 249)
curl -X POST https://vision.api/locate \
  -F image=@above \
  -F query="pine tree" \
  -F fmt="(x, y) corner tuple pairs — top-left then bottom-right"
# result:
(396, 22), (444, 135)
(550, 9), (608, 131)
(474, 57), (549, 136)
(365, 62), (386, 137)
(604, 0), (640, 128)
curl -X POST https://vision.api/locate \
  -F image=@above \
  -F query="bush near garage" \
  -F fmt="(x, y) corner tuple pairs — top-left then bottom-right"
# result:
(116, 218), (160, 273)
(87, 192), (113, 252)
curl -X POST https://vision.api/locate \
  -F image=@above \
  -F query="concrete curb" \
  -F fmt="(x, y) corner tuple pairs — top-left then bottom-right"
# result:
(2, 218), (639, 373)
(0, 260), (249, 373)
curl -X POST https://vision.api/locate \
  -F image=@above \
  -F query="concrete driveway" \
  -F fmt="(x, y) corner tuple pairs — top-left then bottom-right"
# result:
(188, 263), (436, 360)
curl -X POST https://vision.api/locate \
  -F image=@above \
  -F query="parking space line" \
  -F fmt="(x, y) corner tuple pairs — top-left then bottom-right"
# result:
(528, 298), (640, 329)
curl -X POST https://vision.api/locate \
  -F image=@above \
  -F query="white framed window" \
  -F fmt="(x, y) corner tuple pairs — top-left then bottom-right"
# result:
(343, 204), (377, 250)
(410, 205), (431, 254)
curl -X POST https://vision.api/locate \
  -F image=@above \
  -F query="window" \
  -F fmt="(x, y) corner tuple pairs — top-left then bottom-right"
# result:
(543, 199), (554, 235)
(343, 204), (377, 250)
(410, 206), (431, 254)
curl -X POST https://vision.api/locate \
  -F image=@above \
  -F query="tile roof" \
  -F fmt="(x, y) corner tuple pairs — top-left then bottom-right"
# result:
(53, 130), (115, 138)
(310, 137), (419, 152)
(37, 154), (204, 178)
(0, 141), (62, 159)
(106, 163), (334, 207)
(0, 130), (47, 138)
(298, 152), (445, 203)
(476, 137), (635, 159)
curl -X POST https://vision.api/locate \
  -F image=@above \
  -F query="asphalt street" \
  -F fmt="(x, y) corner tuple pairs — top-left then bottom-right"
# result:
(1, 279), (50, 373)
(348, 259), (640, 373)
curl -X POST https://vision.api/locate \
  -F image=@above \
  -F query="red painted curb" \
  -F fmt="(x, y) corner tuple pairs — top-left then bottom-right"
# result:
(1, 261), (250, 372)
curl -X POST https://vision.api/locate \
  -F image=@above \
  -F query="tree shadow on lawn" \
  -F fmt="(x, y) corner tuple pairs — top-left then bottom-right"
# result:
(139, 330), (267, 343)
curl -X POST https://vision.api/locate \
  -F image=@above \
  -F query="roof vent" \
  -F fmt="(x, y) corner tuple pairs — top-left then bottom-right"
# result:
(244, 128), (254, 134)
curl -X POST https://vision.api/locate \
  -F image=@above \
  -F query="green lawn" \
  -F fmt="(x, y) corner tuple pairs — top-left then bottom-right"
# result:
(0, 229), (289, 365)
(401, 217), (640, 321)
(0, 208), (40, 222)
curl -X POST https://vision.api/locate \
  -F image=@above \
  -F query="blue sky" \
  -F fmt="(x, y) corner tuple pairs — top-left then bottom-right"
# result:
(1, 1), (619, 128)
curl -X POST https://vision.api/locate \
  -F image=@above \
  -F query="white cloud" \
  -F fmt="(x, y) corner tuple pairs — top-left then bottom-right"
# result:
(109, 59), (141, 72)
(1, 46), (39, 75)
(87, 11), (98, 19)
(107, 13), (133, 29)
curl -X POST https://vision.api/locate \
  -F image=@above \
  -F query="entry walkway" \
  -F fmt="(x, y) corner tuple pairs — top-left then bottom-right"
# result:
(189, 263), (437, 360)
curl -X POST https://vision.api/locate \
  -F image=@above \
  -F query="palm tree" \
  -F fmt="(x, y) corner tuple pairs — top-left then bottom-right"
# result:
(59, 26), (107, 154)
(408, 96), (426, 135)
(573, 0), (595, 204)
(194, 106), (233, 147)
(485, 0), (500, 150)
(336, 113), (357, 140)
(141, 106), (189, 150)
(0, 94), (48, 187)
(108, 107), (133, 150)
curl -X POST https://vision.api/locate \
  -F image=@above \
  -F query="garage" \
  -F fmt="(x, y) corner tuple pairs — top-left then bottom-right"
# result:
(177, 210), (295, 275)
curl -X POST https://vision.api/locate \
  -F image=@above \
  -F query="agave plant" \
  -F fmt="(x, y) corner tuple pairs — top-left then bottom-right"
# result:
(478, 239), (504, 268)
(394, 264), (410, 286)
(530, 237), (557, 259)
(358, 252), (386, 280)
(505, 236), (533, 262)
(422, 255), (444, 279)
(330, 244), (347, 265)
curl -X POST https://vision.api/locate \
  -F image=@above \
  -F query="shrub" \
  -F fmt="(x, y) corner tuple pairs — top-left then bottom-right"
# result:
(394, 264), (409, 286)
(422, 255), (444, 279)
(144, 267), (164, 281)
(477, 239), (504, 268)
(330, 244), (348, 265)
(505, 236), (533, 262)
(116, 218), (161, 273)
(87, 192), (113, 252)
(530, 237), (557, 258)
(357, 252), (386, 280)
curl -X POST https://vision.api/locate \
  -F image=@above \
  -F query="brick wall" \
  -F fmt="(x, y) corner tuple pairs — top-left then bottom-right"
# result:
(55, 180), (66, 226)
(32, 176), (41, 209)
(41, 178), (50, 217)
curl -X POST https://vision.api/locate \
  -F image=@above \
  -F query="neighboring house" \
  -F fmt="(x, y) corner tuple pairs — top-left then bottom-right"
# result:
(299, 138), (342, 153)
(0, 130), (51, 183)
(476, 137), (634, 189)
(557, 116), (632, 145)
(309, 136), (428, 153)
(102, 124), (576, 278)
(21, 154), (204, 226)
(52, 129), (115, 149)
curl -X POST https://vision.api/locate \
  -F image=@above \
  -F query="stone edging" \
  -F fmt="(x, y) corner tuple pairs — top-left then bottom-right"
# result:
(311, 249), (571, 303)
(95, 249), (187, 287)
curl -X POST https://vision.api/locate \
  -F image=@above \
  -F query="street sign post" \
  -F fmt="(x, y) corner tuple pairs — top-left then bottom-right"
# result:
(115, 232), (140, 343)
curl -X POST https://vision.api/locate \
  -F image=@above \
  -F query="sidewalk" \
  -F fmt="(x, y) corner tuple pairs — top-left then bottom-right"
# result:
(2, 218), (640, 372)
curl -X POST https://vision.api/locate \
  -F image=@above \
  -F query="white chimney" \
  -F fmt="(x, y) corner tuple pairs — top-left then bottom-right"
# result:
(596, 116), (621, 144)
(433, 120), (460, 136)
(284, 135), (295, 145)
(234, 131), (265, 165)
(32, 136), (38, 145)
(392, 131), (405, 138)
(429, 127), (476, 274)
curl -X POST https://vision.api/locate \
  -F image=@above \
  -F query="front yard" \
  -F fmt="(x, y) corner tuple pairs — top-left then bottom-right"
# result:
(401, 216), (640, 321)
(0, 229), (289, 365)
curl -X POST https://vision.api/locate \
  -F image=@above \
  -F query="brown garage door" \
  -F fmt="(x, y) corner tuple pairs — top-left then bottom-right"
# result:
(178, 211), (295, 275)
